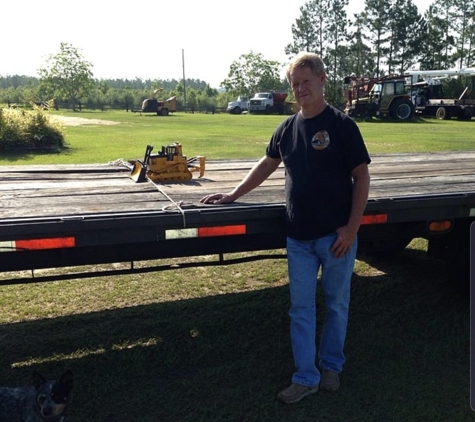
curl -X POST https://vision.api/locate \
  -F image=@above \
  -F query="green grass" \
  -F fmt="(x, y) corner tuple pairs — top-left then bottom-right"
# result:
(0, 243), (471, 421)
(0, 114), (473, 421)
(0, 110), (474, 165)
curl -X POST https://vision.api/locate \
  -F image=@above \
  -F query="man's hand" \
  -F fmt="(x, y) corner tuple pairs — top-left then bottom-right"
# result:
(200, 193), (235, 204)
(330, 226), (357, 258)
(200, 156), (281, 206)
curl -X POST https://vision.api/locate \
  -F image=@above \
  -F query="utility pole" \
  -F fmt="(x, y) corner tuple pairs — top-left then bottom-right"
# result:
(182, 49), (187, 110)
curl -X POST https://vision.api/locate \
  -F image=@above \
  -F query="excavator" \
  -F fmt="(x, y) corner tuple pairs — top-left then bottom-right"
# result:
(130, 143), (205, 183)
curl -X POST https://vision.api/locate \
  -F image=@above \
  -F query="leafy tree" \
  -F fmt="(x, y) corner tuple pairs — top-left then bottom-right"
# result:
(38, 43), (94, 110)
(418, 5), (448, 69)
(431, 0), (456, 68)
(221, 52), (283, 97)
(345, 13), (376, 76)
(285, 0), (328, 57)
(361, 0), (392, 77)
(387, 0), (424, 74)
(325, 0), (350, 106)
(448, 0), (475, 68)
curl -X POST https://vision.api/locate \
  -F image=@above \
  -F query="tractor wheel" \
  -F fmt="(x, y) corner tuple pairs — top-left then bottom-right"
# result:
(435, 107), (450, 120)
(390, 99), (414, 121)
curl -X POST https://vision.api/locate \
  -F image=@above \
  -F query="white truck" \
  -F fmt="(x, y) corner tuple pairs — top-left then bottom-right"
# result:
(226, 96), (249, 114)
(248, 92), (288, 114)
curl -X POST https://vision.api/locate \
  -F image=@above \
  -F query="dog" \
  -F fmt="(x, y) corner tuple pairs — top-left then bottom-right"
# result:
(0, 369), (73, 422)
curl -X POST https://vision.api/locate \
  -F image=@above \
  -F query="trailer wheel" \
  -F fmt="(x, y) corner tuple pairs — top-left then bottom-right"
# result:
(159, 108), (169, 116)
(390, 99), (414, 121)
(435, 107), (450, 120)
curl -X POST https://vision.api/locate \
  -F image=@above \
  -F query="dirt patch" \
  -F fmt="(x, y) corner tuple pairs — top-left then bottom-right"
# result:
(51, 115), (120, 126)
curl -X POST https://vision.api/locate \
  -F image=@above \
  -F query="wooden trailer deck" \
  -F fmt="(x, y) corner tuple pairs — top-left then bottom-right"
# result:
(1, 151), (475, 220)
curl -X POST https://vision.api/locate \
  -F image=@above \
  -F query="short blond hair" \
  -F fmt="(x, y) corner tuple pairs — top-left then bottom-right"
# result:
(286, 52), (326, 83)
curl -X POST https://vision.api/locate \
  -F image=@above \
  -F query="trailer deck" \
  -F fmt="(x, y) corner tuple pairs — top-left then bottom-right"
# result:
(2, 151), (475, 219)
(1, 151), (475, 279)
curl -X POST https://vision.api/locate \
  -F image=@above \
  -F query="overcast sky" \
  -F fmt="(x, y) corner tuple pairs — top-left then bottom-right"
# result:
(2, 0), (433, 88)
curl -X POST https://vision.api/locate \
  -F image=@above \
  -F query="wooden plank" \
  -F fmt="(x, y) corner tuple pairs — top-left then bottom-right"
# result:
(1, 152), (475, 220)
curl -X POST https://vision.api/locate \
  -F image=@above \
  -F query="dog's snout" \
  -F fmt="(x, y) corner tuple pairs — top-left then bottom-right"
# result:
(41, 405), (53, 416)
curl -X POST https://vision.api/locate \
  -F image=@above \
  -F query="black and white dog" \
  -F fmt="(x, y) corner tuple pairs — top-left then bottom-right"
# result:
(0, 370), (73, 422)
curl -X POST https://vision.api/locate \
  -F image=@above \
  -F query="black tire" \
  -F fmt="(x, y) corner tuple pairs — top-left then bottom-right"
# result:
(390, 98), (414, 121)
(160, 108), (169, 116)
(233, 106), (242, 115)
(436, 107), (450, 120)
(265, 104), (271, 114)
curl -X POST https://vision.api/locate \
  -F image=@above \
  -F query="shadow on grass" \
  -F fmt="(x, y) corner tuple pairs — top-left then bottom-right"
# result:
(0, 247), (470, 422)
(353, 116), (437, 124)
(0, 146), (73, 163)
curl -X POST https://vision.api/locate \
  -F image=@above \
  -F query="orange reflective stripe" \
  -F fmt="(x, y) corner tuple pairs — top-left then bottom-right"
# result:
(198, 225), (246, 237)
(15, 237), (75, 250)
(361, 214), (387, 225)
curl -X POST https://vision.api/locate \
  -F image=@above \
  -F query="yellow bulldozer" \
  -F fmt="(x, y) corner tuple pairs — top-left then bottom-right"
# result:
(130, 143), (205, 183)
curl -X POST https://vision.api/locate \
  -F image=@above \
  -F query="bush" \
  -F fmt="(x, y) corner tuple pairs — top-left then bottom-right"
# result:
(0, 102), (65, 151)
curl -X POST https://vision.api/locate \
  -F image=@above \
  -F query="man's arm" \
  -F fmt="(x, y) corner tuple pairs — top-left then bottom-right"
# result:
(330, 162), (370, 258)
(200, 155), (282, 204)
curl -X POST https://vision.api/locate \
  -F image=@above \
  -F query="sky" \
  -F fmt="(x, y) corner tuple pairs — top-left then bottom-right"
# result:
(2, 0), (433, 89)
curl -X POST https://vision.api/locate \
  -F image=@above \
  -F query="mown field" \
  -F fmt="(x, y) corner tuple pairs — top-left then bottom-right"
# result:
(1, 109), (475, 165)
(0, 111), (473, 421)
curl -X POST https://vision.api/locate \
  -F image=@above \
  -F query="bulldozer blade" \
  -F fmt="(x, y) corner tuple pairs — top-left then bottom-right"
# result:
(130, 145), (153, 183)
(187, 156), (206, 178)
(197, 156), (205, 178)
(130, 161), (147, 183)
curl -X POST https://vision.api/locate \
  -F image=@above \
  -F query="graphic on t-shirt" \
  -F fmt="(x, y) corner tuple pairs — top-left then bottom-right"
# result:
(311, 130), (330, 150)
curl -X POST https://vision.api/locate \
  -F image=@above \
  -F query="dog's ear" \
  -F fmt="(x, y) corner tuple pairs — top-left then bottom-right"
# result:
(32, 371), (46, 390)
(60, 369), (73, 390)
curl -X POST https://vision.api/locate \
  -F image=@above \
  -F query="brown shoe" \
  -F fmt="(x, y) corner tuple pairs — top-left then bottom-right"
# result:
(320, 370), (340, 391)
(277, 383), (318, 404)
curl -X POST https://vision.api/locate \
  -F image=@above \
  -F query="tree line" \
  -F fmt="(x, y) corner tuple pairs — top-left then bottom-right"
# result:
(0, 72), (227, 112)
(0, 0), (474, 111)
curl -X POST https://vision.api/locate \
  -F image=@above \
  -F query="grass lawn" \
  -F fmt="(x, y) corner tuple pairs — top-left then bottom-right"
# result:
(0, 110), (474, 165)
(0, 112), (473, 421)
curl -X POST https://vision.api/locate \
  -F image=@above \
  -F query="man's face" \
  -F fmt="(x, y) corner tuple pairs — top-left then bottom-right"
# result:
(290, 65), (325, 109)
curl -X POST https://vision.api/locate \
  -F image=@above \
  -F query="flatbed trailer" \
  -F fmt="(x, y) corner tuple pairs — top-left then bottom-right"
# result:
(415, 98), (475, 120)
(1, 151), (475, 286)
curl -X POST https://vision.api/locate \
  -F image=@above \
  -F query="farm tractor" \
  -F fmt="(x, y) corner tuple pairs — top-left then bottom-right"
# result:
(344, 74), (415, 121)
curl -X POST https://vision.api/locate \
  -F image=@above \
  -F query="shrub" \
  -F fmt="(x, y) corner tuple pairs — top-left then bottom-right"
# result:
(0, 101), (65, 151)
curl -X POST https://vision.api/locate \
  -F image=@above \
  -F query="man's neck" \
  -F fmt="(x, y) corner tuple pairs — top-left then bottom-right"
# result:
(300, 101), (328, 119)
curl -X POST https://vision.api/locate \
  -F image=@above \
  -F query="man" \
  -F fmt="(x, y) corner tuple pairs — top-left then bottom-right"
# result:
(200, 52), (371, 404)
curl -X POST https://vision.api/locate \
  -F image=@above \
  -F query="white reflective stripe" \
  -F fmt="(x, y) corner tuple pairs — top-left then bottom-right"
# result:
(0, 240), (15, 252)
(165, 228), (198, 239)
(470, 208), (475, 217)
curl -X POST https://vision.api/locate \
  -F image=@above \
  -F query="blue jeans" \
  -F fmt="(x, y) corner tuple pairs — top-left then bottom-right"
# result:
(286, 233), (357, 386)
